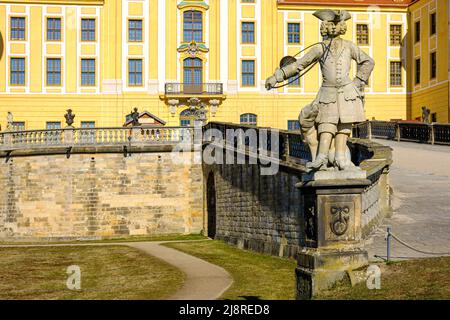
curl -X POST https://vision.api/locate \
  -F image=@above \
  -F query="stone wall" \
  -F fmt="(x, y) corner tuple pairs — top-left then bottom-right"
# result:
(204, 163), (304, 258)
(203, 138), (393, 259)
(0, 150), (203, 241)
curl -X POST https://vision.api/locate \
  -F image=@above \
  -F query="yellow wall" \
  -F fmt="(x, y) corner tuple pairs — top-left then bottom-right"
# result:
(408, 0), (449, 123)
(0, 0), (447, 132)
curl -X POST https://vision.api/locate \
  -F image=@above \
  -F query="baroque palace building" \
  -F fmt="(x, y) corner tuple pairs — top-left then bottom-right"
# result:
(0, 0), (448, 131)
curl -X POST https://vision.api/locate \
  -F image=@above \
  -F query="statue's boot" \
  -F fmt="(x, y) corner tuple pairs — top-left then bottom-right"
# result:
(334, 154), (355, 171)
(306, 153), (328, 172)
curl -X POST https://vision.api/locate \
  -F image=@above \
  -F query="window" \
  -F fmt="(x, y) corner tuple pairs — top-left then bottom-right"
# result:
(47, 18), (61, 41)
(80, 122), (95, 143)
(242, 22), (255, 43)
(46, 122), (61, 130)
(10, 58), (25, 85)
(183, 58), (203, 94)
(415, 21), (420, 42)
(183, 10), (202, 42)
(128, 19), (143, 42)
(81, 121), (95, 128)
(415, 58), (421, 85)
(430, 52), (437, 79)
(287, 23), (300, 44)
(390, 25), (402, 46)
(430, 12), (436, 35)
(180, 109), (195, 127)
(390, 61), (402, 86)
(81, 59), (96, 86)
(356, 24), (369, 45)
(241, 60), (255, 87)
(240, 114), (257, 126)
(47, 58), (61, 86)
(128, 59), (143, 86)
(10, 17), (25, 40)
(288, 120), (300, 131)
(180, 119), (191, 127)
(12, 122), (25, 131)
(81, 18), (95, 41)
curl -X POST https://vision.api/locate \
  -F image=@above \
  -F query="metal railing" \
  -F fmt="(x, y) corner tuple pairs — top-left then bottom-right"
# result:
(353, 121), (450, 145)
(165, 82), (224, 95)
(0, 126), (194, 150)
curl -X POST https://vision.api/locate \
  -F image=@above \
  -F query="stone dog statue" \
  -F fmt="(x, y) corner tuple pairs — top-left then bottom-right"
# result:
(266, 9), (375, 172)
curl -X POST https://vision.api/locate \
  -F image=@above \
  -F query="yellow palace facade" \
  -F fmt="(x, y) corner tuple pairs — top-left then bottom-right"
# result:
(0, 0), (448, 131)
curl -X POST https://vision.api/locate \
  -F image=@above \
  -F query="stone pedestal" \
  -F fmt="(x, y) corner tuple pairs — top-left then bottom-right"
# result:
(296, 178), (371, 300)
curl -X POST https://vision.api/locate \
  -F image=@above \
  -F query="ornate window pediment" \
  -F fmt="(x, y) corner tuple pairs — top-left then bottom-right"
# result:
(177, 0), (209, 11)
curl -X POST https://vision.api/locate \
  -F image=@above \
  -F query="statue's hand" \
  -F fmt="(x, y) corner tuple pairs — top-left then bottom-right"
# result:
(265, 76), (278, 91)
(353, 77), (366, 93)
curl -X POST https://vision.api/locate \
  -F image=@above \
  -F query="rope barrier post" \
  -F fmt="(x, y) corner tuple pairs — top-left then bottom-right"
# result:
(387, 226), (392, 263)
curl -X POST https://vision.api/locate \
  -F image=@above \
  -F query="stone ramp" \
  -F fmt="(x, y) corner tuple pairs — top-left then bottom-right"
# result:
(365, 140), (450, 261)
(0, 241), (233, 300)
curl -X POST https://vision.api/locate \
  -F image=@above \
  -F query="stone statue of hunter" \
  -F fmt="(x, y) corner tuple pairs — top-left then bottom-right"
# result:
(266, 9), (375, 172)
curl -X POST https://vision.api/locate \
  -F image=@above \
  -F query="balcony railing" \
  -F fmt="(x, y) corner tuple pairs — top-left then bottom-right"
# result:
(165, 83), (223, 95)
(0, 126), (195, 151)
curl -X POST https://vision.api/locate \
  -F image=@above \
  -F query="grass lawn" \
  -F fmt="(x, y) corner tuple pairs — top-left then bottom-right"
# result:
(318, 257), (450, 300)
(0, 246), (184, 300)
(166, 241), (450, 300)
(165, 240), (298, 300)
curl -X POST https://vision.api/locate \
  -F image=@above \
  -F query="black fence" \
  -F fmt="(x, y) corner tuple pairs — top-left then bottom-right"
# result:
(353, 121), (450, 145)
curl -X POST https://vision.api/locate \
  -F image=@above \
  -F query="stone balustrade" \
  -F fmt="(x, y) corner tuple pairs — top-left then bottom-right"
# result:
(0, 126), (194, 151)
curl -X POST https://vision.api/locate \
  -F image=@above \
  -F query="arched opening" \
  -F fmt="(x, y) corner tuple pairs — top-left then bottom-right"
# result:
(180, 108), (195, 127)
(206, 172), (217, 239)
(183, 57), (203, 94)
(240, 113), (258, 126)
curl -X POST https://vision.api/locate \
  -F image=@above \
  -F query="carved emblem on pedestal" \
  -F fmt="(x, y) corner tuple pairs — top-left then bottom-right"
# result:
(330, 206), (350, 236)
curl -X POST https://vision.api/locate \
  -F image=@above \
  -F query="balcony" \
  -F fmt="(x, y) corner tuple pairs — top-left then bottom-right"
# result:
(165, 83), (223, 96)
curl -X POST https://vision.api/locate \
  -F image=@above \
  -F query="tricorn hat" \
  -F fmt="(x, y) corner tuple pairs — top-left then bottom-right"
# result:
(313, 9), (351, 22)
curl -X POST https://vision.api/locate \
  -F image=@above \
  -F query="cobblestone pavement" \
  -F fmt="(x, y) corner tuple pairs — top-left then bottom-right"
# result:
(364, 140), (450, 261)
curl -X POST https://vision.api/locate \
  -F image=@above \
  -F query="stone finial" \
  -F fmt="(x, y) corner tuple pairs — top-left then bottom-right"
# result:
(6, 112), (13, 130)
(131, 107), (140, 126)
(64, 109), (75, 127)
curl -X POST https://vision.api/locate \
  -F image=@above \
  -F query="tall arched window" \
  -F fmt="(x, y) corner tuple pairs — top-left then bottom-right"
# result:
(183, 58), (202, 93)
(183, 10), (203, 42)
(240, 113), (257, 126)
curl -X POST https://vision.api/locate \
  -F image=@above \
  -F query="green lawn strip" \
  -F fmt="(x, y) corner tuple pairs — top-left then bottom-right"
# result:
(317, 257), (450, 300)
(0, 246), (185, 300)
(164, 240), (297, 300)
(0, 233), (207, 246)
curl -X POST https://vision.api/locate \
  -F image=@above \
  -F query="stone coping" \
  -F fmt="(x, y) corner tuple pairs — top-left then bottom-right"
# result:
(0, 144), (196, 158)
